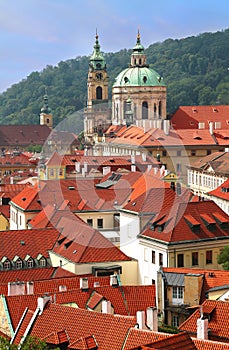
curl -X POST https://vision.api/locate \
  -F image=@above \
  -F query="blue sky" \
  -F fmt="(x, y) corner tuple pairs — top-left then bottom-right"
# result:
(0, 0), (228, 93)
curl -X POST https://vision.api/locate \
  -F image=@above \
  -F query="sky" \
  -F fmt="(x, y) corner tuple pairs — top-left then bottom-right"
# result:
(0, 0), (228, 93)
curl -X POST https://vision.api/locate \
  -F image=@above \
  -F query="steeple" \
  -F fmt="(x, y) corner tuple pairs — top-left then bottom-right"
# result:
(40, 89), (53, 129)
(89, 30), (106, 71)
(131, 29), (147, 67)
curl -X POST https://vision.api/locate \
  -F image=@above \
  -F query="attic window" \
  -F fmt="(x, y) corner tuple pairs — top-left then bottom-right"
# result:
(132, 202), (136, 206)
(68, 186), (75, 190)
(200, 214), (216, 231)
(124, 77), (129, 83)
(184, 215), (201, 233)
(64, 240), (73, 249)
(22, 197), (26, 201)
(57, 237), (66, 246)
(221, 187), (229, 193)
(213, 108), (218, 112)
(20, 240), (25, 245)
(192, 108), (197, 113)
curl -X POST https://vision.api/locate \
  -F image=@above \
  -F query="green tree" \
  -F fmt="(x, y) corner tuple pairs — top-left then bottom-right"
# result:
(0, 335), (60, 349)
(217, 246), (229, 270)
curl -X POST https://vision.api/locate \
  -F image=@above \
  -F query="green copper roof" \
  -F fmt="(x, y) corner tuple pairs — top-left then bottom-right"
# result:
(41, 94), (51, 113)
(113, 66), (166, 87)
(89, 32), (106, 71)
(132, 29), (145, 54)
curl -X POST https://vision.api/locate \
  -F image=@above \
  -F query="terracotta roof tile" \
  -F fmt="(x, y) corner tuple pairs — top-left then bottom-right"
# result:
(179, 300), (229, 342)
(0, 125), (50, 147)
(171, 106), (229, 130)
(141, 201), (229, 244)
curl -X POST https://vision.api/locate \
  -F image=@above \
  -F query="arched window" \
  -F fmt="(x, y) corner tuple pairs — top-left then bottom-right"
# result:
(96, 86), (102, 100)
(16, 258), (23, 269)
(3, 259), (10, 270)
(46, 118), (49, 124)
(142, 101), (148, 119)
(27, 257), (34, 268)
(139, 58), (142, 66)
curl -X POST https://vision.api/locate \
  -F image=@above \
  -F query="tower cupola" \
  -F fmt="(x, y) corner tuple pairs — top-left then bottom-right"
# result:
(89, 31), (106, 71)
(130, 29), (147, 67)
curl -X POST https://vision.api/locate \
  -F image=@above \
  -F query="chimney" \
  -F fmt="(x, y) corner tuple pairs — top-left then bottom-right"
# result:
(80, 277), (89, 291)
(84, 162), (88, 173)
(209, 121), (214, 135)
(26, 281), (34, 295)
(75, 162), (80, 172)
(147, 164), (152, 172)
(136, 310), (147, 330)
(102, 300), (112, 314)
(163, 120), (170, 136)
(103, 166), (111, 176)
(131, 155), (135, 164)
(142, 153), (147, 162)
(110, 274), (119, 287)
(197, 307), (208, 340)
(82, 168), (86, 177)
(8, 282), (26, 296)
(37, 295), (52, 314)
(131, 165), (136, 172)
(146, 307), (158, 331)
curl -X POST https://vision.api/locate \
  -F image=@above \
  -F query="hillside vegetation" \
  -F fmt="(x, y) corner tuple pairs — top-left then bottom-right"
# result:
(0, 29), (228, 134)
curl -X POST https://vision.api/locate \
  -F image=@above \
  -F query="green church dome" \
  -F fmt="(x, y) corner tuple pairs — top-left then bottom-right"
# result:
(113, 66), (165, 87)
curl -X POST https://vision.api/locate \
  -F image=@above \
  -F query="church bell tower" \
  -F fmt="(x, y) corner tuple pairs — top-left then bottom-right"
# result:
(84, 31), (111, 144)
(40, 91), (53, 129)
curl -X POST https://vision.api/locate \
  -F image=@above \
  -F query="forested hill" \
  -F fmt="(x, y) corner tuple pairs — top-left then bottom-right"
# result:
(0, 28), (228, 133)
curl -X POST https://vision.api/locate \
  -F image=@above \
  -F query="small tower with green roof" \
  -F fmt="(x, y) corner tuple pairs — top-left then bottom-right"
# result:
(40, 90), (53, 129)
(84, 32), (111, 145)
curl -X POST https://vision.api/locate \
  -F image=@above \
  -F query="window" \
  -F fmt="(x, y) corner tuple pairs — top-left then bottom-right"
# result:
(27, 257), (34, 268)
(191, 150), (196, 156)
(176, 163), (182, 173)
(207, 150), (211, 155)
(39, 257), (46, 267)
(144, 248), (148, 261)
(152, 279), (155, 285)
(50, 169), (55, 177)
(177, 150), (181, 157)
(59, 168), (63, 176)
(3, 260), (10, 270)
(192, 252), (198, 266)
(162, 150), (167, 157)
(142, 101), (148, 119)
(177, 254), (184, 267)
(16, 259), (23, 269)
(152, 250), (155, 264)
(158, 101), (162, 117)
(113, 214), (120, 228)
(97, 218), (103, 229)
(173, 286), (183, 299)
(19, 215), (22, 226)
(172, 315), (179, 327)
(159, 253), (163, 266)
(206, 250), (213, 264)
(96, 86), (102, 100)
(87, 219), (93, 227)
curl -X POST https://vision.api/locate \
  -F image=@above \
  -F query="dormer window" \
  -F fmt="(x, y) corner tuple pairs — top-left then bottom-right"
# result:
(15, 258), (23, 269)
(39, 257), (46, 267)
(3, 259), (11, 270)
(27, 257), (34, 268)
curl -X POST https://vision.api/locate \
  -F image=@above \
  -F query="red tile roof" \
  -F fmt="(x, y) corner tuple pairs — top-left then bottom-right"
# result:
(171, 106), (229, 130)
(0, 228), (59, 260)
(52, 216), (131, 263)
(28, 303), (136, 349)
(0, 153), (37, 167)
(179, 300), (229, 342)
(193, 338), (229, 350)
(0, 183), (28, 200)
(122, 328), (169, 350)
(10, 184), (41, 211)
(0, 125), (51, 147)
(208, 178), (229, 200)
(0, 204), (10, 219)
(141, 200), (229, 244)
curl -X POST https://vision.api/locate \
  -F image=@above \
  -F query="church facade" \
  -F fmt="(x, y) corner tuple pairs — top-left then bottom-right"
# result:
(84, 31), (167, 143)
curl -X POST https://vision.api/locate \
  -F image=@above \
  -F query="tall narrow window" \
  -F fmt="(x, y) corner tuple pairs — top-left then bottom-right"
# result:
(159, 253), (163, 266)
(96, 86), (102, 100)
(177, 254), (184, 267)
(158, 101), (162, 117)
(192, 252), (198, 266)
(206, 250), (212, 264)
(97, 218), (103, 229)
(142, 101), (148, 119)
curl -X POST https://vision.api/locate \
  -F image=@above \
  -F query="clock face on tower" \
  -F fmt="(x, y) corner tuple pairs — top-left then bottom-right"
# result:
(96, 72), (103, 80)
